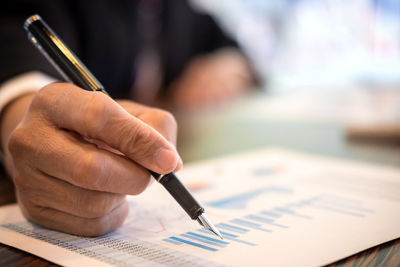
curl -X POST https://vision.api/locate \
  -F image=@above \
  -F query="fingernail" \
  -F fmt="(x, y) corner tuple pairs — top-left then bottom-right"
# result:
(155, 148), (180, 172)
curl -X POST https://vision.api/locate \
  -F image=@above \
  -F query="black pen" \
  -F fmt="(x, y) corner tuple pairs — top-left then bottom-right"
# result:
(24, 14), (222, 239)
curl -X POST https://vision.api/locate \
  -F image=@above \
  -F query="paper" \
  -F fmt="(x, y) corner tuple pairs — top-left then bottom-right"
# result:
(1, 149), (399, 267)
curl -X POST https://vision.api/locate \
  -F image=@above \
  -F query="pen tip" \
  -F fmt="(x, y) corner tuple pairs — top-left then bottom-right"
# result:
(197, 214), (223, 240)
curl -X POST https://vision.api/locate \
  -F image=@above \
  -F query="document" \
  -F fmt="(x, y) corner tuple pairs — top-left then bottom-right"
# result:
(0, 149), (399, 266)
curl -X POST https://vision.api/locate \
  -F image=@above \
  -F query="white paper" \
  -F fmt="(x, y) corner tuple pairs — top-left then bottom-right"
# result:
(0, 149), (399, 267)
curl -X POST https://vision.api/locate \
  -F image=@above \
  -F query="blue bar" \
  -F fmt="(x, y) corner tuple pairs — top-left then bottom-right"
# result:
(198, 228), (238, 238)
(336, 205), (374, 213)
(186, 232), (229, 245)
(169, 237), (218, 252)
(231, 219), (260, 227)
(217, 224), (244, 234)
(310, 204), (365, 217)
(245, 215), (274, 223)
(260, 210), (281, 218)
(163, 238), (182, 245)
(297, 199), (314, 206)
(317, 195), (372, 213)
(275, 207), (294, 213)
(269, 222), (288, 228)
(206, 189), (265, 209)
(245, 215), (289, 228)
(219, 231), (238, 238)
(217, 223), (249, 233)
(181, 234), (225, 248)
(318, 199), (374, 213)
(197, 229), (256, 246)
(222, 235), (257, 246)
(320, 195), (361, 205)
(231, 219), (272, 232)
(284, 202), (298, 208)
(274, 207), (312, 219)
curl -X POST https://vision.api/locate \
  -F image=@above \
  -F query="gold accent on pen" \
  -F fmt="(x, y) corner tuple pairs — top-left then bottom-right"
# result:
(46, 28), (100, 91)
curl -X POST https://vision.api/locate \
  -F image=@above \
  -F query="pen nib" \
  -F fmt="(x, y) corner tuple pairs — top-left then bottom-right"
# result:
(197, 214), (223, 240)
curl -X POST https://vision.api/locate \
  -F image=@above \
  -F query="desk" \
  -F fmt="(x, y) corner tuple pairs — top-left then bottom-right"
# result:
(1, 89), (399, 266)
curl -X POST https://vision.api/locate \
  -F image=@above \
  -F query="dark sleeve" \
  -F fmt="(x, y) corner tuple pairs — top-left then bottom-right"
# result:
(162, 0), (239, 90)
(0, 0), (80, 84)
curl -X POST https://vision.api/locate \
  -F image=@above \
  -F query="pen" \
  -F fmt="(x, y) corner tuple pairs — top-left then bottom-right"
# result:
(24, 14), (222, 239)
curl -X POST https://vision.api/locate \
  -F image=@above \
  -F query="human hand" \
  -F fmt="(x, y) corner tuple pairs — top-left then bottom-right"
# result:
(168, 48), (253, 111)
(5, 83), (181, 236)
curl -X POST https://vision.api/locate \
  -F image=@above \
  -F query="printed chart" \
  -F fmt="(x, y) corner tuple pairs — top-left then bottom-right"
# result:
(0, 149), (399, 267)
(162, 192), (375, 252)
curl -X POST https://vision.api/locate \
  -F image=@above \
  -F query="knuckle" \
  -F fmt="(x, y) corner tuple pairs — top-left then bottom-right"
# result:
(30, 88), (49, 109)
(30, 83), (76, 121)
(8, 126), (31, 159)
(71, 153), (105, 190)
(155, 109), (178, 131)
(30, 83), (61, 109)
(86, 203), (128, 236)
(83, 92), (110, 132)
(83, 193), (122, 218)
(85, 221), (108, 237)
(87, 217), (110, 236)
(123, 123), (155, 158)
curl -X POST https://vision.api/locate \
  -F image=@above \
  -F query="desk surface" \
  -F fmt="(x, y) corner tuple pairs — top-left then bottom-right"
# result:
(1, 90), (399, 266)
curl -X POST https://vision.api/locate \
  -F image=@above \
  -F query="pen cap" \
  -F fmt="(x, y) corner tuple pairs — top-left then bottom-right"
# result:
(24, 14), (106, 93)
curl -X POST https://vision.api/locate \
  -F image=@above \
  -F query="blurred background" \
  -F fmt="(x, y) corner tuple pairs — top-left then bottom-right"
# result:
(195, 0), (400, 90)
(178, 0), (400, 166)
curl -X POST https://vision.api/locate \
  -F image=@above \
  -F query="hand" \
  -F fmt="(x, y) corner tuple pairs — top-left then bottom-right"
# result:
(168, 48), (253, 112)
(4, 83), (181, 236)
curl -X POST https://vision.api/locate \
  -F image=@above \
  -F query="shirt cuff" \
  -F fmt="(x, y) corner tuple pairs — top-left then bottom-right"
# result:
(0, 71), (57, 115)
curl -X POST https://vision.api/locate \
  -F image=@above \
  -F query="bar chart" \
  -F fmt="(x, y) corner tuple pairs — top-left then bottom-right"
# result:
(163, 193), (375, 252)
(205, 186), (294, 209)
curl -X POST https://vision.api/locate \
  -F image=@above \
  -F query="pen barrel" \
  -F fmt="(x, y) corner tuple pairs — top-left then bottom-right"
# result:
(24, 15), (105, 93)
(158, 172), (204, 220)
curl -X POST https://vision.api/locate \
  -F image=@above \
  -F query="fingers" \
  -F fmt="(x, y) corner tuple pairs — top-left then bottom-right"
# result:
(15, 170), (126, 219)
(116, 101), (182, 172)
(11, 124), (152, 194)
(14, 169), (130, 237)
(18, 191), (129, 237)
(117, 101), (178, 146)
(31, 83), (181, 174)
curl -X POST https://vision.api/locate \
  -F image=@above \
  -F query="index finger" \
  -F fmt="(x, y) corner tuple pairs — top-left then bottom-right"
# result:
(35, 83), (181, 174)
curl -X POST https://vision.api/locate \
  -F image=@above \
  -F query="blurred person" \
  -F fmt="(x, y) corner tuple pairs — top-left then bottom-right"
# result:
(0, 0), (255, 236)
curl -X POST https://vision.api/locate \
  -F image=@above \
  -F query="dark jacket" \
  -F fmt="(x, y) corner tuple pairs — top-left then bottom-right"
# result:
(0, 0), (237, 99)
